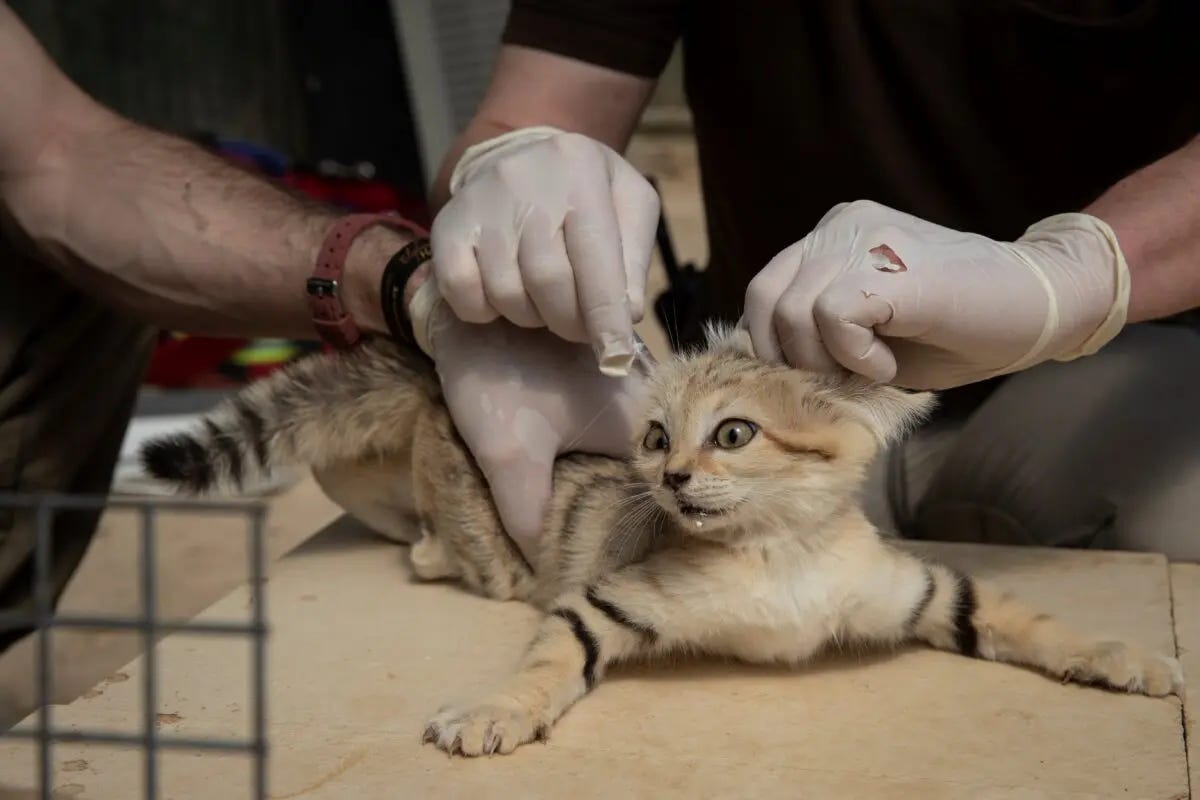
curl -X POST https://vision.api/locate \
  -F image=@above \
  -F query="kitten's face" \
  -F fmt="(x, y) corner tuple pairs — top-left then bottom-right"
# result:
(631, 327), (934, 539)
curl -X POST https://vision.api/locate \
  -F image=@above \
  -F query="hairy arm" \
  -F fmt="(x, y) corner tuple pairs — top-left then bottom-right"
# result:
(1086, 135), (1200, 323)
(0, 4), (406, 338)
(428, 45), (656, 212)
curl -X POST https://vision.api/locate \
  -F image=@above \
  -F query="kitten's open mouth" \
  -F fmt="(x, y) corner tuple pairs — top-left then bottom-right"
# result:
(674, 500), (738, 530)
(677, 502), (727, 518)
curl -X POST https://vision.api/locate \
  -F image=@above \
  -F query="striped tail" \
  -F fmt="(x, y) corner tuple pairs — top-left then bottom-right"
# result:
(139, 339), (436, 495)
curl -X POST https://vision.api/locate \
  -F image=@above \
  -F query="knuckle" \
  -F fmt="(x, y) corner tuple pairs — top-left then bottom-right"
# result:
(775, 294), (814, 331)
(811, 291), (846, 323)
(486, 282), (526, 309)
(744, 276), (767, 302)
(842, 199), (882, 216)
(434, 261), (478, 297)
(449, 303), (494, 325)
(814, 201), (851, 227)
(430, 204), (466, 242)
(745, 276), (781, 312)
(819, 199), (876, 226)
(521, 262), (567, 295)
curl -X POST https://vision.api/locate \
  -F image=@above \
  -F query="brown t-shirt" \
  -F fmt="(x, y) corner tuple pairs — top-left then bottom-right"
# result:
(504, 0), (1200, 325)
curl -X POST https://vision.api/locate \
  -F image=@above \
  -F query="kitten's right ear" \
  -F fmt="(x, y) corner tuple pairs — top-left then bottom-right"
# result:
(819, 374), (936, 446)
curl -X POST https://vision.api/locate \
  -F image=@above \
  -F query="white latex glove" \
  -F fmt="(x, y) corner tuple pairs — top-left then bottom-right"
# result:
(408, 278), (648, 560)
(743, 200), (1130, 390)
(430, 126), (660, 376)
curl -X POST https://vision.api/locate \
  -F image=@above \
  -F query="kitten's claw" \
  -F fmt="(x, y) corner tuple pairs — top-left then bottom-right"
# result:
(1061, 642), (1184, 698)
(482, 723), (500, 755)
(423, 699), (545, 757)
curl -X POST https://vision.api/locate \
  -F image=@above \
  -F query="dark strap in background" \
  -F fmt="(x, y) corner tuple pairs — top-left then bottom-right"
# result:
(647, 176), (710, 353)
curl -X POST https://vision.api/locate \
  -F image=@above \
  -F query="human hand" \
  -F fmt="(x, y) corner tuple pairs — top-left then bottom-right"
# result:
(407, 277), (647, 560)
(743, 201), (1130, 390)
(430, 126), (660, 376)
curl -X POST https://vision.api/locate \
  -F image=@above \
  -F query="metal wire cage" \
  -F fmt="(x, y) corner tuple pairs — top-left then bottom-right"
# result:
(0, 492), (269, 800)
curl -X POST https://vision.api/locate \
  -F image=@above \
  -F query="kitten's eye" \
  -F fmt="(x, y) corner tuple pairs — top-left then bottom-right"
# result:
(642, 423), (669, 451)
(713, 418), (757, 449)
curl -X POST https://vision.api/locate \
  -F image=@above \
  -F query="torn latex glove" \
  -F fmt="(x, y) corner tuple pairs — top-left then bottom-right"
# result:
(430, 126), (660, 376)
(742, 200), (1130, 390)
(409, 279), (647, 560)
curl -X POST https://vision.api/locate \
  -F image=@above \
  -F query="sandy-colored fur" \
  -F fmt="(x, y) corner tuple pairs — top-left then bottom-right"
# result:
(140, 328), (1184, 759)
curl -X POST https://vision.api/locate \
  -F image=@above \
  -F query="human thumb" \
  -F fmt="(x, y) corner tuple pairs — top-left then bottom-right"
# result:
(478, 452), (554, 566)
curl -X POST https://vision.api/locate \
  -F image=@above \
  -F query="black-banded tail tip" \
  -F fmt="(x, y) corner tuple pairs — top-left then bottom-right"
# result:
(139, 434), (214, 493)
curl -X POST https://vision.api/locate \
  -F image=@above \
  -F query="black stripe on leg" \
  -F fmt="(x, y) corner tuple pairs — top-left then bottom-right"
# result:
(558, 475), (629, 576)
(551, 608), (600, 689)
(203, 419), (243, 489)
(585, 586), (658, 644)
(952, 573), (979, 657)
(556, 482), (590, 574)
(905, 567), (936, 632)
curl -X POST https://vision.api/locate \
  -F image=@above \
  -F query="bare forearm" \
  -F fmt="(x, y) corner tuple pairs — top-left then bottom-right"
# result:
(1086, 135), (1200, 323)
(0, 6), (405, 338)
(429, 45), (655, 211)
(5, 117), (409, 338)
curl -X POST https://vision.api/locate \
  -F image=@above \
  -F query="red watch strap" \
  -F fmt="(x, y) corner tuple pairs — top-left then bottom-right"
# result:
(308, 213), (429, 348)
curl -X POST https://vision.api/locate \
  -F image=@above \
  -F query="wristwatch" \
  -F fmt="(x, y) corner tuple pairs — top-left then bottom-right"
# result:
(380, 237), (433, 347)
(307, 212), (429, 349)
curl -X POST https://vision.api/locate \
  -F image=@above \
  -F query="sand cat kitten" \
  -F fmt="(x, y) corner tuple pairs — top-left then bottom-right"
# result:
(142, 326), (1183, 757)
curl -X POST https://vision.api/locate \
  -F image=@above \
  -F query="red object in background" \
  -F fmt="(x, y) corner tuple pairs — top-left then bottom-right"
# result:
(283, 171), (430, 227)
(144, 334), (246, 389)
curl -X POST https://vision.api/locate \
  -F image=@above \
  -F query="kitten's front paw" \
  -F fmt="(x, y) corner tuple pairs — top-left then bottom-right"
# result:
(1063, 642), (1184, 698)
(423, 698), (548, 757)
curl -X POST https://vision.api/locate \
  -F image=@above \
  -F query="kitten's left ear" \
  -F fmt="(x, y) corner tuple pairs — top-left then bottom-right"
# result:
(702, 321), (756, 358)
(823, 375), (936, 446)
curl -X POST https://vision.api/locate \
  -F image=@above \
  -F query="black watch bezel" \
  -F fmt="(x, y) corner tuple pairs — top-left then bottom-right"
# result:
(380, 238), (432, 347)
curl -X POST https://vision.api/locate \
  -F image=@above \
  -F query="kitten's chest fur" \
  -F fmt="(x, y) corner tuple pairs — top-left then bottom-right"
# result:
(679, 543), (858, 663)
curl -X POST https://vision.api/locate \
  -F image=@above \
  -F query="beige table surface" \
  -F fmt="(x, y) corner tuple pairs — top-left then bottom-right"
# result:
(0, 516), (1191, 800)
(1172, 564), (1200, 796)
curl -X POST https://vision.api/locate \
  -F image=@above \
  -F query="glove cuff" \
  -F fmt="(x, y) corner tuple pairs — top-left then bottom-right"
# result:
(1033, 213), (1131, 363)
(448, 125), (567, 195)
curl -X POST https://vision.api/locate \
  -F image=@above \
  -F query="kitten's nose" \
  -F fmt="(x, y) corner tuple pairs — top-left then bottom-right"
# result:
(663, 471), (691, 491)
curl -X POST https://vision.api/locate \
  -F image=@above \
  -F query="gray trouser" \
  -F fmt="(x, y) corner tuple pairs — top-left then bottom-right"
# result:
(864, 323), (1200, 561)
(0, 235), (154, 652)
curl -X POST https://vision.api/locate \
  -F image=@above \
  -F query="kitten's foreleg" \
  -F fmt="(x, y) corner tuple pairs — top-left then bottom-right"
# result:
(424, 570), (664, 756)
(856, 554), (1183, 697)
